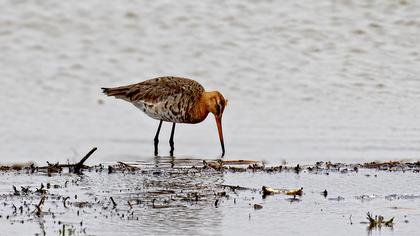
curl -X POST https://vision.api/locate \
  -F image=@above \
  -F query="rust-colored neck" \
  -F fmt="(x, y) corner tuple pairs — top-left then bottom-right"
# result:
(189, 93), (210, 123)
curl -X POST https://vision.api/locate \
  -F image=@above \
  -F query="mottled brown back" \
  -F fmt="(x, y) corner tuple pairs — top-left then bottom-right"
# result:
(102, 76), (204, 102)
(102, 76), (206, 123)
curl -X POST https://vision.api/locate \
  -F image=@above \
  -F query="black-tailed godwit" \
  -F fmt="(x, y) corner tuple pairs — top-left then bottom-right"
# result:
(102, 76), (227, 157)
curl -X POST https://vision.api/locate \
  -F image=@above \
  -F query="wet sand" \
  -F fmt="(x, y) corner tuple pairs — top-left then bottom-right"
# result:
(1, 157), (419, 235)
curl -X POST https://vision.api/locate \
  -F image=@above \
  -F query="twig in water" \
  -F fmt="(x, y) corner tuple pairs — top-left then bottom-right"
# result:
(35, 196), (46, 217)
(12, 185), (19, 196)
(36, 147), (98, 174)
(110, 197), (117, 208)
(74, 147), (98, 174)
(63, 197), (70, 208)
(21, 186), (30, 194)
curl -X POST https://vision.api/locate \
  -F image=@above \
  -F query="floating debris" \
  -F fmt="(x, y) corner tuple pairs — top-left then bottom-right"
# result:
(0, 156), (418, 235)
(35, 147), (98, 175)
(203, 160), (223, 170)
(328, 196), (345, 201)
(365, 212), (394, 229)
(355, 194), (379, 201)
(286, 188), (303, 197)
(152, 199), (170, 209)
(12, 186), (19, 196)
(222, 160), (259, 165)
(73, 201), (92, 208)
(34, 196), (46, 217)
(385, 194), (420, 201)
(322, 189), (328, 198)
(220, 184), (254, 191)
(1, 159), (419, 175)
(262, 186), (281, 197)
(117, 162), (141, 171)
(294, 164), (301, 173)
(253, 204), (263, 210)
(110, 197), (117, 208)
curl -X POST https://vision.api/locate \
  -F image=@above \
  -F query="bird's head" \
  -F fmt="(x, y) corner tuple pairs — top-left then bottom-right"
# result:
(204, 91), (228, 118)
(203, 91), (228, 157)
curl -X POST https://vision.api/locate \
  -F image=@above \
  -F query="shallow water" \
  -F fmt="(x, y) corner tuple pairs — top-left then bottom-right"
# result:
(1, 0), (420, 164)
(0, 160), (419, 236)
(1, 1), (420, 235)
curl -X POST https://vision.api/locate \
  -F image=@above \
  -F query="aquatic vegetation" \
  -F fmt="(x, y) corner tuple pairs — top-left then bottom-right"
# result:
(366, 212), (394, 229)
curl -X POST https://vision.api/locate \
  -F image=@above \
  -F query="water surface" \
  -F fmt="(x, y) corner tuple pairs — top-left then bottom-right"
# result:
(0, 160), (419, 235)
(0, 1), (419, 235)
(1, 0), (419, 164)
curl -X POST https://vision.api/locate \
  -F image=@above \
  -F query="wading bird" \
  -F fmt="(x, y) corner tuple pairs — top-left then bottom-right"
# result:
(102, 76), (227, 157)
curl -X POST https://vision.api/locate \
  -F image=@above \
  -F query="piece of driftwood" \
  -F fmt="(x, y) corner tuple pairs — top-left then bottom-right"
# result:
(74, 147), (97, 173)
(37, 147), (97, 174)
(110, 197), (117, 208)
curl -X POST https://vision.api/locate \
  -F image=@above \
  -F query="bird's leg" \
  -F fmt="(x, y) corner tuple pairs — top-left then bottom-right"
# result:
(169, 123), (176, 156)
(154, 120), (163, 156)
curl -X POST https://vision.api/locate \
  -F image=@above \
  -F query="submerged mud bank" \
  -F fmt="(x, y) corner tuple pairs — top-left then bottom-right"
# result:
(0, 157), (419, 235)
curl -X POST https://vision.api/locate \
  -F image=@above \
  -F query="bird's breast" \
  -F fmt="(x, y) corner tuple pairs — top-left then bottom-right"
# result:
(133, 97), (203, 123)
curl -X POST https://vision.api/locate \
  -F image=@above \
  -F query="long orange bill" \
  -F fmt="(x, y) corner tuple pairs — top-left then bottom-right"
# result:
(215, 116), (225, 157)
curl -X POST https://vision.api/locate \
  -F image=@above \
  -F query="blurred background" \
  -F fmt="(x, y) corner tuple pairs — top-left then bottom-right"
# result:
(0, 0), (419, 164)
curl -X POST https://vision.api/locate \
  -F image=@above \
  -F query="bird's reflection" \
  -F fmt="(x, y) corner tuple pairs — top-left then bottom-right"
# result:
(118, 155), (226, 235)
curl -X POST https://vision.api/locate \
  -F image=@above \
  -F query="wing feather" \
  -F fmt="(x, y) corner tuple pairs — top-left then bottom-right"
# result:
(102, 76), (205, 104)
